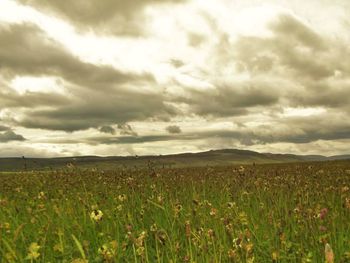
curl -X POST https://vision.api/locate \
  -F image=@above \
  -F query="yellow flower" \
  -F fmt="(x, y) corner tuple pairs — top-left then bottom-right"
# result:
(136, 246), (145, 256)
(38, 191), (45, 199)
(272, 251), (278, 261)
(26, 242), (40, 260)
(98, 240), (118, 261)
(118, 194), (127, 202)
(90, 210), (103, 222)
(98, 245), (112, 260)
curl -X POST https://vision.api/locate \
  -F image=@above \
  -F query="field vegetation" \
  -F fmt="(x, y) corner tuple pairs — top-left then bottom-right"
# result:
(1, 161), (350, 262)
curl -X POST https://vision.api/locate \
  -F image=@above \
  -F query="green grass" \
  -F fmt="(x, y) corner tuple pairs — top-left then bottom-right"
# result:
(1, 161), (350, 262)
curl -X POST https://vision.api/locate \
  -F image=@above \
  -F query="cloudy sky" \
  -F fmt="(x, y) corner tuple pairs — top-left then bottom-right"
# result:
(0, 0), (349, 157)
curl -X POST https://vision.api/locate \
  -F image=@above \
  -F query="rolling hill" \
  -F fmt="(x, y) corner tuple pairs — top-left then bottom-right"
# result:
(0, 149), (349, 171)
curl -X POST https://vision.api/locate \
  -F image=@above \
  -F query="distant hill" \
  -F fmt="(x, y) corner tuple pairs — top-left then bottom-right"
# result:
(0, 149), (349, 171)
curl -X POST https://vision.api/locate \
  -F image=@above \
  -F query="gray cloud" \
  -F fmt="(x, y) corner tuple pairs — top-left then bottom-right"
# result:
(0, 89), (70, 108)
(16, 90), (176, 131)
(169, 59), (185, 68)
(176, 83), (280, 117)
(0, 125), (10, 131)
(234, 14), (350, 81)
(0, 130), (26, 142)
(269, 14), (326, 51)
(166, 125), (182, 134)
(0, 23), (177, 132)
(99, 126), (116, 135)
(16, 0), (187, 36)
(173, 13), (349, 120)
(45, 119), (350, 146)
(118, 124), (138, 136)
(0, 23), (153, 90)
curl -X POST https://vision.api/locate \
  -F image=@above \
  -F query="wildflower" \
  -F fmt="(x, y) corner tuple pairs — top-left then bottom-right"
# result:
(272, 251), (278, 261)
(341, 186), (349, 193)
(135, 231), (147, 247)
(5, 252), (17, 262)
(174, 204), (182, 217)
(319, 225), (327, 232)
(185, 220), (191, 238)
(345, 198), (350, 209)
(38, 191), (45, 199)
(156, 230), (167, 245)
(319, 208), (328, 220)
(207, 229), (215, 238)
(302, 252), (313, 263)
(183, 255), (190, 262)
(136, 246), (145, 256)
(228, 249), (236, 259)
(203, 200), (212, 207)
(90, 210), (103, 222)
(150, 223), (158, 232)
(118, 194), (127, 202)
(293, 207), (300, 214)
(1, 222), (10, 230)
(210, 208), (217, 216)
(157, 195), (164, 204)
(239, 212), (249, 225)
(238, 166), (245, 173)
(325, 243), (334, 263)
(98, 241), (117, 261)
(0, 198), (8, 206)
(53, 243), (64, 253)
(26, 242), (40, 260)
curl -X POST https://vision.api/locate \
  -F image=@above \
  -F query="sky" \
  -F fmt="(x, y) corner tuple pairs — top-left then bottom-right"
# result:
(0, 0), (349, 157)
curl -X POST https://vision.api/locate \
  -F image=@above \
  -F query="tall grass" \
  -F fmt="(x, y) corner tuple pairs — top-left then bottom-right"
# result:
(1, 161), (350, 262)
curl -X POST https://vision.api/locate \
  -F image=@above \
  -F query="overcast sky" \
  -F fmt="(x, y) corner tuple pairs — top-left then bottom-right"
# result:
(0, 0), (349, 157)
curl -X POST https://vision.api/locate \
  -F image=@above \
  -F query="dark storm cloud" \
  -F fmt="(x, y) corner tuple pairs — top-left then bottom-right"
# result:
(49, 133), (198, 145)
(87, 135), (178, 145)
(0, 89), (70, 108)
(16, 0), (187, 36)
(99, 126), (116, 135)
(50, 117), (350, 146)
(173, 13), (347, 120)
(0, 23), (153, 90)
(0, 125), (10, 131)
(0, 23), (177, 132)
(288, 82), (350, 109)
(0, 130), (26, 142)
(117, 124), (138, 136)
(42, 110), (350, 147)
(177, 83), (279, 117)
(234, 36), (333, 81)
(229, 13), (350, 112)
(17, 89), (177, 131)
(189, 114), (350, 146)
(166, 125), (182, 134)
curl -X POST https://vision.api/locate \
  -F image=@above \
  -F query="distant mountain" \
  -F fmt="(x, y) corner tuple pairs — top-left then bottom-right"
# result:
(0, 149), (349, 171)
(327, 155), (350, 161)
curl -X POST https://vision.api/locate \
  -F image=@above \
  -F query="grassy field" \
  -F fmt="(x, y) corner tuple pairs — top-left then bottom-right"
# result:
(1, 161), (350, 262)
